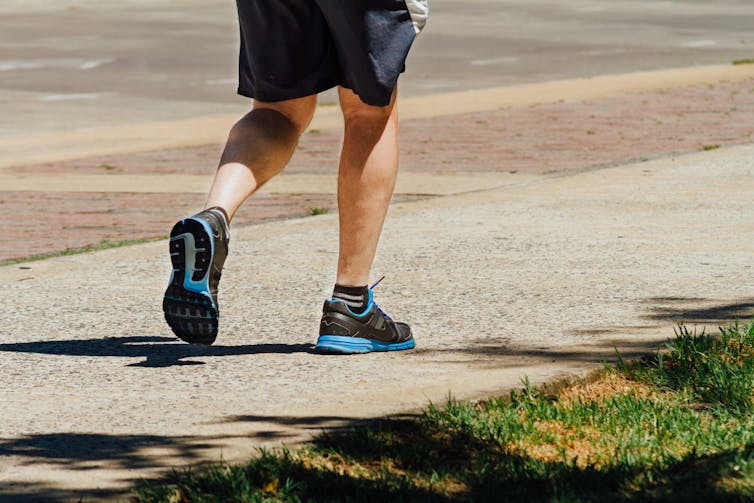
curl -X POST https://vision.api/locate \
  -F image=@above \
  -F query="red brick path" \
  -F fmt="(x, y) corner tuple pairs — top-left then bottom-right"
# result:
(2, 78), (753, 262)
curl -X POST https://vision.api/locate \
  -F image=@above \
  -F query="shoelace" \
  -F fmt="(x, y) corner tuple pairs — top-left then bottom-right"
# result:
(369, 275), (385, 290)
(369, 275), (393, 321)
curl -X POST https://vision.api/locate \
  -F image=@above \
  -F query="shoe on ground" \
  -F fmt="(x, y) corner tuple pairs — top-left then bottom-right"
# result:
(315, 289), (415, 354)
(163, 208), (229, 345)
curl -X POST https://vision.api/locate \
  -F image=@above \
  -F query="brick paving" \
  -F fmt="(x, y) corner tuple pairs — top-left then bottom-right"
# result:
(2, 78), (753, 262)
(0, 192), (339, 262)
(403, 79), (754, 174)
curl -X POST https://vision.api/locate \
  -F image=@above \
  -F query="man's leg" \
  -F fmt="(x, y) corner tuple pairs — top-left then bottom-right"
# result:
(164, 96), (316, 345)
(315, 86), (414, 354)
(205, 96), (318, 219)
(336, 86), (399, 286)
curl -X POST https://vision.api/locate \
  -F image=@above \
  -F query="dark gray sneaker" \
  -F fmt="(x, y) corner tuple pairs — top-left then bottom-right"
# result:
(315, 288), (415, 354)
(163, 207), (229, 345)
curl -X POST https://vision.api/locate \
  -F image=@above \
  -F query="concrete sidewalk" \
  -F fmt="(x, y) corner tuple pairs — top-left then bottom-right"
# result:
(2, 143), (754, 500)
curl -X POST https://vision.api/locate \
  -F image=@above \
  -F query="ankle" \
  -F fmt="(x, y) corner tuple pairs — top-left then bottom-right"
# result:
(204, 206), (229, 222)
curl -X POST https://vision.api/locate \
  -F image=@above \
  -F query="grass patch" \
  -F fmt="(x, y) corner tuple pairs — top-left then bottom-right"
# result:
(732, 59), (754, 66)
(134, 321), (754, 502)
(0, 236), (165, 267)
(700, 144), (721, 151)
(308, 207), (330, 216)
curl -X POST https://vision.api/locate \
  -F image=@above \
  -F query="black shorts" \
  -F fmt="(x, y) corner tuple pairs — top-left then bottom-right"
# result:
(235, 0), (428, 107)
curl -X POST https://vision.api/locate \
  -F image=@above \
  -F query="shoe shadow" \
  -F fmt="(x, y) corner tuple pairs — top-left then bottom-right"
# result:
(0, 336), (315, 368)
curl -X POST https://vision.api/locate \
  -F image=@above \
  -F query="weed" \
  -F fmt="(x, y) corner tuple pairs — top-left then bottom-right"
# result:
(732, 59), (754, 65)
(700, 144), (720, 151)
(309, 207), (329, 216)
(620, 322), (754, 412)
(0, 236), (166, 267)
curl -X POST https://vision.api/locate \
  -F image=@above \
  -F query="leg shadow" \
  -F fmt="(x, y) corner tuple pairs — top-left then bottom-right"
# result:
(0, 336), (315, 368)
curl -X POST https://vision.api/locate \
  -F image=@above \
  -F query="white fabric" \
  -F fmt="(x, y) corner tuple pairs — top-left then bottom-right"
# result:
(406, 0), (429, 34)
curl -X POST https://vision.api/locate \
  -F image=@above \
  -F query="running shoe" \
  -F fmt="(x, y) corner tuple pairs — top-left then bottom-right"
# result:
(163, 207), (229, 345)
(315, 288), (415, 354)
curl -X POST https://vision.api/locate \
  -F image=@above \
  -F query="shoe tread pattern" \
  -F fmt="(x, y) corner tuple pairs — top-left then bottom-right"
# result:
(163, 219), (218, 345)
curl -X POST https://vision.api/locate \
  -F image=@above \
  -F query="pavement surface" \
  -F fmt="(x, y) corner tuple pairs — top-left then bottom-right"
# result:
(3, 140), (754, 501)
(2, 0), (754, 137)
(2, 0), (754, 501)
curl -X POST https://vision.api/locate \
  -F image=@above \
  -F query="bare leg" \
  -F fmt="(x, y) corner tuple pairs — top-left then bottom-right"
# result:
(205, 95), (317, 220)
(336, 87), (399, 286)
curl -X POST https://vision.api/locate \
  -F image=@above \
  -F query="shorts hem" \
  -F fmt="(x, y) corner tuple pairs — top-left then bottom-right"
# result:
(331, 80), (398, 107)
(237, 80), (339, 103)
(238, 81), (396, 107)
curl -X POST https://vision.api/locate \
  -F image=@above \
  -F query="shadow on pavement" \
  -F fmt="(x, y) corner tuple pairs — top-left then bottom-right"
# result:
(642, 297), (754, 325)
(218, 412), (422, 439)
(0, 431), (215, 502)
(0, 413), (381, 502)
(0, 483), (121, 503)
(0, 332), (670, 369)
(0, 336), (315, 367)
(0, 432), (211, 470)
(416, 334), (669, 369)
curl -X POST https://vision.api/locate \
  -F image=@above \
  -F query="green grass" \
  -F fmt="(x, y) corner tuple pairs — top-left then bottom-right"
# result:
(0, 236), (165, 267)
(134, 321), (754, 502)
(732, 59), (754, 66)
(308, 207), (330, 216)
(700, 144), (721, 151)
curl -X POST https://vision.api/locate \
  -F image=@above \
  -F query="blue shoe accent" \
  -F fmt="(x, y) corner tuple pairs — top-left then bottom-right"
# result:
(328, 289), (375, 318)
(315, 335), (416, 354)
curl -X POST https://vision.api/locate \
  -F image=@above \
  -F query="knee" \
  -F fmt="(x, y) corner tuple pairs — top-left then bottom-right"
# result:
(341, 104), (391, 130)
(340, 86), (395, 132)
(341, 107), (393, 143)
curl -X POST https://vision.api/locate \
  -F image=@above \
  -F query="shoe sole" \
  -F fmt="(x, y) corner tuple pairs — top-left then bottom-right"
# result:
(163, 218), (218, 345)
(315, 335), (415, 354)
